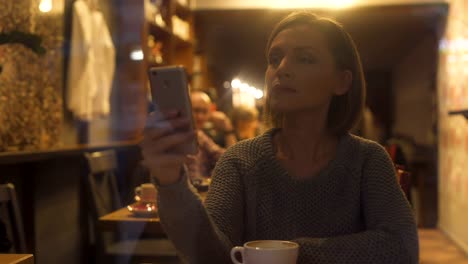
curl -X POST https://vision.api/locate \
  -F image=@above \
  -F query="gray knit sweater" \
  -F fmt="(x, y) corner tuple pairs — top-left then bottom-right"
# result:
(157, 128), (419, 264)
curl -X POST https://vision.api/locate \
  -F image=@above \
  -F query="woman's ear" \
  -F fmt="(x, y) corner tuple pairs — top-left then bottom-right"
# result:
(334, 70), (352, 96)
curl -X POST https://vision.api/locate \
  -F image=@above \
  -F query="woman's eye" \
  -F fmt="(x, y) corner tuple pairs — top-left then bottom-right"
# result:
(268, 55), (281, 66)
(298, 55), (316, 64)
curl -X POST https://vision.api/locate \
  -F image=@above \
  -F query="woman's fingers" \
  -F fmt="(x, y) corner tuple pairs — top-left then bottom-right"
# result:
(145, 131), (196, 154)
(142, 154), (187, 168)
(144, 110), (179, 131)
(144, 117), (191, 140)
(140, 110), (197, 184)
(147, 109), (180, 123)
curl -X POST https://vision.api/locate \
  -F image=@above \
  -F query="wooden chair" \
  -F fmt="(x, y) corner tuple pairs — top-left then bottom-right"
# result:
(84, 150), (180, 264)
(396, 166), (412, 201)
(0, 183), (26, 253)
(385, 144), (412, 201)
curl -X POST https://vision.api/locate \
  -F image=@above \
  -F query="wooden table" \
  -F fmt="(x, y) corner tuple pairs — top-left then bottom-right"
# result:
(99, 191), (207, 235)
(0, 254), (34, 264)
(98, 206), (165, 235)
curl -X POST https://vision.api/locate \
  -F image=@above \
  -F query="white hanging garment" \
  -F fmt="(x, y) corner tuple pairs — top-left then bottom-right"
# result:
(67, 0), (115, 120)
(91, 10), (115, 117)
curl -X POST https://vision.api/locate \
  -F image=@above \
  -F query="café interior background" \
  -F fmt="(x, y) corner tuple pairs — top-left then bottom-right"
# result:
(0, 0), (467, 263)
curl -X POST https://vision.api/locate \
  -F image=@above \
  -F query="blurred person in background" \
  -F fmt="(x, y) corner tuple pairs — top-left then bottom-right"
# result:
(230, 105), (261, 141)
(191, 91), (237, 148)
(184, 91), (234, 182)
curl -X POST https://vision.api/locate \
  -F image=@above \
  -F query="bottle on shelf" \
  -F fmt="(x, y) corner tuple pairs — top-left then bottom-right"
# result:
(147, 35), (164, 65)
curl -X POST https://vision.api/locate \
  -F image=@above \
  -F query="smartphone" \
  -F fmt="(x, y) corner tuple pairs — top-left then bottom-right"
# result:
(148, 65), (198, 155)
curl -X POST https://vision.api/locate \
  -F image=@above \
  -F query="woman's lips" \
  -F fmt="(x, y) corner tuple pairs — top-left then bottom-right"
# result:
(272, 84), (297, 93)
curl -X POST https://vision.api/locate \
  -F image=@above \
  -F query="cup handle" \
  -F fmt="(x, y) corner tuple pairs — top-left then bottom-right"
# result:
(135, 187), (142, 200)
(230, 246), (245, 264)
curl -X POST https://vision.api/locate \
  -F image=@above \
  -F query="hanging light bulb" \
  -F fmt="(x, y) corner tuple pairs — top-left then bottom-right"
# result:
(39, 0), (52, 13)
(130, 48), (144, 61)
(254, 89), (264, 99)
(231, 78), (241, 89)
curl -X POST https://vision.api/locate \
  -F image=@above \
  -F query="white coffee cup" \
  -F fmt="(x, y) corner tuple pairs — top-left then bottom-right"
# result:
(230, 240), (299, 264)
(134, 183), (157, 203)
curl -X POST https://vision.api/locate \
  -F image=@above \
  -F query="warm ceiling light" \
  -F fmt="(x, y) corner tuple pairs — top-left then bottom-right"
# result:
(273, 0), (354, 9)
(254, 89), (264, 99)
(231, 78), (241, 89)
(333, 0), (354, 8)
(130, 48), (144, 61)
(39, 0), (52, 13)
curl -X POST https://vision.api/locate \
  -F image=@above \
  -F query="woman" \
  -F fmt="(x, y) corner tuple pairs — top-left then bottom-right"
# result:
(140, 11), (418, 263)
(230, 105), (260, 141)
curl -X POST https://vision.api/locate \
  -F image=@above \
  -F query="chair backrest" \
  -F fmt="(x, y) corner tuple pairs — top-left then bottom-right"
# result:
(0, 183), (26, 253)
(385, 144), (412, 201)
(396, 168), (412, 200)
(84, 150), (123, 255)
(84, 150), (122, 218)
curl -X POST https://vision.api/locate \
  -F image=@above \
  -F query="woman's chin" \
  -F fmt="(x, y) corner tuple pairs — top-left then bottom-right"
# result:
(270, 102), (295, 113)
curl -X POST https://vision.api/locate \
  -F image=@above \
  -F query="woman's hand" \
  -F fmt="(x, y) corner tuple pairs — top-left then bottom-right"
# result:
(140, 110), (197, 185)
(210, 111), (237, 147)
(210, 111), (234, 133)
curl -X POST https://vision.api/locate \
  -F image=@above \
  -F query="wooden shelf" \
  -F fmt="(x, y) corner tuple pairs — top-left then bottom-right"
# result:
(174, 34), (193, 48)
(175, 2), (191, 20)
(143, 0), (194, 84)
(146, 22), (192, 48)
(147, 22), (172, 40)
(448, 109), (468, 120)
(147, 61), (168, 68)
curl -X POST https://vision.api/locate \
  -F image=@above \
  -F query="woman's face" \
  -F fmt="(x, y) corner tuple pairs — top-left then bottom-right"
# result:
(265, 24), (348, 114)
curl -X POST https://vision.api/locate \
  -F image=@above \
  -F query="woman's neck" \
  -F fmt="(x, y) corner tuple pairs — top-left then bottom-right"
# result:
(276, 110), (337, 162)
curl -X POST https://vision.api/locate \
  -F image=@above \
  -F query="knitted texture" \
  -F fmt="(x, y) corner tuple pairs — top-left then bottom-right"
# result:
(157, 128), (419, 264)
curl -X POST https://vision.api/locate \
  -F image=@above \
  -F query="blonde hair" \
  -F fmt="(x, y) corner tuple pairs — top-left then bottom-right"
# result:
(231, 106), (259, 127)
(264, 11), (366, 136)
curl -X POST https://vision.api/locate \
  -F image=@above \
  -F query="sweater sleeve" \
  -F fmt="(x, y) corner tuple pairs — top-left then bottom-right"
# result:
(157, 153), (244, 264)
(292, 143), (419, 264)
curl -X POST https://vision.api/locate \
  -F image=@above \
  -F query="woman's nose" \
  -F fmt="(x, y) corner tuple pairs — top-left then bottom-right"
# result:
(276, 57), (293, 79)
